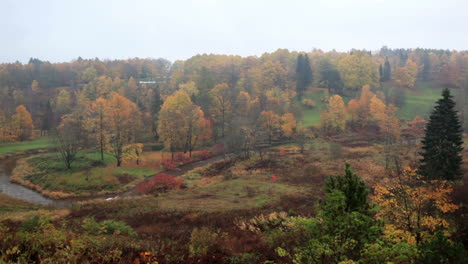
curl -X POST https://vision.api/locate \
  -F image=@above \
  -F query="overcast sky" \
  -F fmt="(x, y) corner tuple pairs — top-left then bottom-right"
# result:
(1, 0), (467, 63)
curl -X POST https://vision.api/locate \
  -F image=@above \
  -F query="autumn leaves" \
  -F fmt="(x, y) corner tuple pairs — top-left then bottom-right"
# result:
(321, 85), (400, 143)
(0, 105), (34, 142)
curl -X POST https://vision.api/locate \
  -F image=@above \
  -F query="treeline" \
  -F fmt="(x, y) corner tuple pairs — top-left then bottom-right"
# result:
(1, 48), (467, 161)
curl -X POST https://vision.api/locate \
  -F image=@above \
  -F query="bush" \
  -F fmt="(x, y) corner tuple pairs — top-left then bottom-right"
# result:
(135, 173), (184, 194)
(162, 159), (177, 170)
(189, 227), (223, 257)
(302, 98), (316, 109)
(82, 218), (136, 237)
(100, 220), (136, 237)
(20, 215), (41, 232)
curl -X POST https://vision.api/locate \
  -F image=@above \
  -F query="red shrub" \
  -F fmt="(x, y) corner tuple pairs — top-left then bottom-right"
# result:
(271, 174), (278, 182)
(135, 173), (184, 194)
(162, 159), (177, 170)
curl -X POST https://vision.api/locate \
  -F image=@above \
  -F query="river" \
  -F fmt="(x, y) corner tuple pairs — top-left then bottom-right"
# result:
(0, 154), (226, 207)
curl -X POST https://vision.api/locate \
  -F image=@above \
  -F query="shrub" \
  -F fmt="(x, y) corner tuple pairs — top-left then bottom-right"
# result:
(20, 215), (41, 232)
(162, 159), (176, 170)
(82, 218), (136, 237)
(82, 217), (102, 234)
(100, 220), (136, 237)
(302, 98), (316, 109)
(135, 173), (184, 194)
(188, 227), (223, 257)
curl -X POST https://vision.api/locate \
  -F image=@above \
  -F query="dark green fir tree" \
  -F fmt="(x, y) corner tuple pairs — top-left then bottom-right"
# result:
(295, 54), (312, 99)
(419, 88), (464, 180)
(383, 57), (391, 82)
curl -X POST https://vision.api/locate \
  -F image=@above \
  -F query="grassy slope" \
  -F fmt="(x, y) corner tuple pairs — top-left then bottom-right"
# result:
(398, 82), (447, 120)
(0, 193), (40, 221)
(300, 82), (449, 126)
(0, 137), (53, 155)
(300, 89), (326, 126)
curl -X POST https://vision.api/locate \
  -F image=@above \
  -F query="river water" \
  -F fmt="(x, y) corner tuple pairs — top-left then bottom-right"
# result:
(0, 154), (226, 207)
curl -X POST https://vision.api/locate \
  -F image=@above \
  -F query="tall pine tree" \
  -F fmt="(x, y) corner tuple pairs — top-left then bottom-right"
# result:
(383, 57), (391, 82)
(419, 88), (463, 180)
(295, 54), (312, 99)
(296, 54), (305, 98)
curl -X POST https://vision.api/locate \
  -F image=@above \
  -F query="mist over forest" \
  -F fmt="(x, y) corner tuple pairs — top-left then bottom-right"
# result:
(1, 0), (468, 263)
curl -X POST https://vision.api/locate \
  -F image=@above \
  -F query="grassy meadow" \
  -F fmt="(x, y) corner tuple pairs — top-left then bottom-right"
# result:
(299, 82), (450, 126)
(0, 137), (53, 156)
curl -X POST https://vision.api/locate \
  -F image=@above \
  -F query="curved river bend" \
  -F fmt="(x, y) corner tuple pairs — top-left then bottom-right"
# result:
(0, 155), (225, 207)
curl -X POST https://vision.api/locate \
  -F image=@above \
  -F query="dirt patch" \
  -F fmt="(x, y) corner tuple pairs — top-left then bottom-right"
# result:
(117, 174), (136, 184)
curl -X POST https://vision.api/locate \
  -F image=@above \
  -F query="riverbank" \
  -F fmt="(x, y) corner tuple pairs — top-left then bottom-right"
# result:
(4, 149), (221, 202)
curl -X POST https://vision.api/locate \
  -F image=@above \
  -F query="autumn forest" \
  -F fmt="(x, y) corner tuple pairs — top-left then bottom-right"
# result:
(0, 47), (468, 263)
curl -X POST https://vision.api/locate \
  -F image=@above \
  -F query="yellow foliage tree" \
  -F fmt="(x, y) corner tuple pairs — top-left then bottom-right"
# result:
(337, 51), (379, 91)
(105, 93), (142, 166)
(321, 95), (346, 132)
(373, 167), (459, 244)
(259, 110), (281, 144)
(394, 59), (419, 88)
(179, 81), (199, 97)
(158, 90), (210, 158)
(210, 83), (233, 138)
(86, 97), (109, 161)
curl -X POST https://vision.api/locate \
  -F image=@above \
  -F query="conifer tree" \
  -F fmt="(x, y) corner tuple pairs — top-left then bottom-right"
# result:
(383, 57), (392, 82)
(324, 163), (370, 213)
(303, 54), (313, 88)
(379, 64), (383, 82)
(295, 54), (313, 99)
(419, 88), (463, 180)
(295, 54), (305, 98)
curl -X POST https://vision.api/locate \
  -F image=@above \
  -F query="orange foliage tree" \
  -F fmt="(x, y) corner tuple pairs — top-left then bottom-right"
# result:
(11, 105), (35, 141)
(280, 113), (296, 137)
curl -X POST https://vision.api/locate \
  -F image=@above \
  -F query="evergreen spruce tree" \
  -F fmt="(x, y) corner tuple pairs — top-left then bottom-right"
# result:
(419, 88), (463, 180)
(296, 54), (312, 99)
(296, 54), (305, 98)
(379, 64), (383, 82)
(303, 54), (313, 88)
(383, 57), (391, 82)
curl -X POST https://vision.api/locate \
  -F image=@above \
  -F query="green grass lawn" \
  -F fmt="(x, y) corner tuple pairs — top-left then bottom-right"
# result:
(299, 83), (452, 126)
(398, 82), (448, 120)
(15, 151), (158, 196)
(0, 137), (54, 156)
(300, 89), (327, 126)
